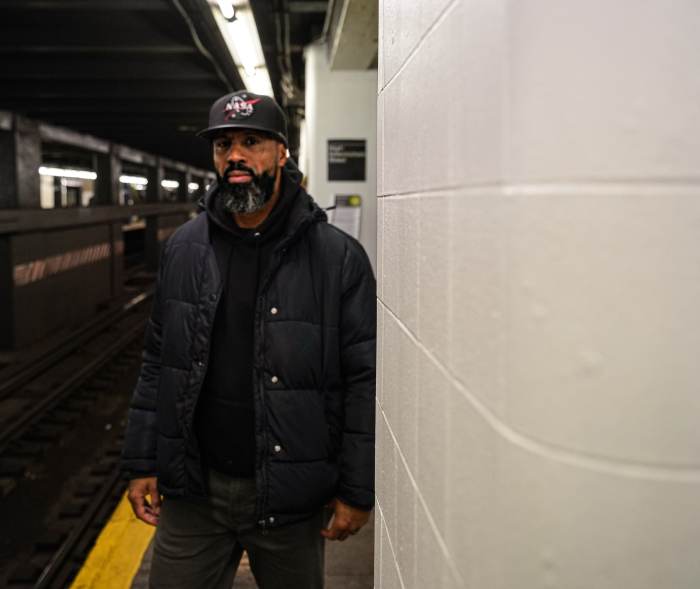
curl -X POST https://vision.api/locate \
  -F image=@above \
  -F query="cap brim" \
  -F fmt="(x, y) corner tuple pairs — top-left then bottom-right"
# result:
(196, 124), (288, 146)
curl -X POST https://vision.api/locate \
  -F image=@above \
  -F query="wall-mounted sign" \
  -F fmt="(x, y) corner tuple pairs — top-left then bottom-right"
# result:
(328, 194), (362, 239)
(328, 139), (366, 181)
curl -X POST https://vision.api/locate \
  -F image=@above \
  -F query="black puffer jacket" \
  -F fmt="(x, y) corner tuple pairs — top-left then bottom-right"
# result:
(121, 176), (376, 527)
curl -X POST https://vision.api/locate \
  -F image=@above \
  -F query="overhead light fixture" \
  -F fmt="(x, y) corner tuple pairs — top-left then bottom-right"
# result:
(161, 179), (180, 189)
(120, 174), (149, 185)
(210, 0), (274, 96)
(188, 182), (200, 192)
(39, 166), (97, 180)
(217, 0), (236, 22)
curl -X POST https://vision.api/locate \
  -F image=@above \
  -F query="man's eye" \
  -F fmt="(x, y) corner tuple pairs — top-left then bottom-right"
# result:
(214, 141), (230, 151)
(244, 136), (260, 147)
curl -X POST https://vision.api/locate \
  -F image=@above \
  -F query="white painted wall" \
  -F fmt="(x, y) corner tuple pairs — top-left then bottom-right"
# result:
(376, 1), (700, 587)
(303, 43), (377, 269)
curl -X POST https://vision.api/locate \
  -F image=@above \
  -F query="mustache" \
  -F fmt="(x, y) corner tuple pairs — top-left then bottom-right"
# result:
(222, 162), (257, 179)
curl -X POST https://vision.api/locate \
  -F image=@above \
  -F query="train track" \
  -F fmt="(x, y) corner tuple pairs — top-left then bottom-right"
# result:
(8, 445), (127, 589)
(0, 288), (154, 588)
(0, 290), (151, 447)
(0, 290), (151, 403)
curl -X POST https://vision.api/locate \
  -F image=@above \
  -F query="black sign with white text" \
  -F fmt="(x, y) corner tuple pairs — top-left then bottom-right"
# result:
(327, 139), (366, 181)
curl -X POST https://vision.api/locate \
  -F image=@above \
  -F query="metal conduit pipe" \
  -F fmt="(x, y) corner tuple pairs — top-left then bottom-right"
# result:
(167, 0), (235, 92)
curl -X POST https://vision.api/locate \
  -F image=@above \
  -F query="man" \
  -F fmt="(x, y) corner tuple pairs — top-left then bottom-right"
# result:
(121, 91), (376, 589)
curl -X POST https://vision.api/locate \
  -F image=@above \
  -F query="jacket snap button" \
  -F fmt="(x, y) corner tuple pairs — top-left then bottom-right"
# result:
(274, 444), (281, 453)
(269, 516), (275, 523)
(270, 307), (278, 315)
(271, 375), (279, 384)
(197, 361), (204, 367)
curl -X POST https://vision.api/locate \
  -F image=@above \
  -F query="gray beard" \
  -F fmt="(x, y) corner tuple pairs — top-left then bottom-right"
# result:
(219, 182), (268, 214)
(217, 165), (277, 214)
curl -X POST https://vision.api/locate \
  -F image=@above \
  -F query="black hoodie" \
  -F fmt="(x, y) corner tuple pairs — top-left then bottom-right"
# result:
(195, 174), (300, 477)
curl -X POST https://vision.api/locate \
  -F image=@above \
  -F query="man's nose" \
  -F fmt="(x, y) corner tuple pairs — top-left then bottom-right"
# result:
(226, 142), (246, 163)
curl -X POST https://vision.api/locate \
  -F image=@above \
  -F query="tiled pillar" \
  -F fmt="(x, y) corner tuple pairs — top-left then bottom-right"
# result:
(376, 1), (700, 587)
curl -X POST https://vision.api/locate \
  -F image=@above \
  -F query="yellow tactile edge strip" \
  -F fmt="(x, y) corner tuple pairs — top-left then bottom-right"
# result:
(70, 492), (155, 589)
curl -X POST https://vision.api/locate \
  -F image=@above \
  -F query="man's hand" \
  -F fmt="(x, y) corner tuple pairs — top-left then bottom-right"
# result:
(127, 477), (161, 526)
(321, 498), (371, 541)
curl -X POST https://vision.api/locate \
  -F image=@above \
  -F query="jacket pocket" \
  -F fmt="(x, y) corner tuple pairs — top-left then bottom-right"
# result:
(265, 389), (330, 461)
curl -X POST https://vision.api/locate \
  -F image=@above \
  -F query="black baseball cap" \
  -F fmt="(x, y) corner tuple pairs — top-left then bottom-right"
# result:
(197, 90), (288, 146)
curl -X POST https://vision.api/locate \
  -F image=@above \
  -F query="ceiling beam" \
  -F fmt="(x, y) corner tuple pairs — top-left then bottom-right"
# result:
(327, 0), (377, 70)
(0, 56), (222, 80)
(0, 72), (217, 81)
(0, 0), (169, 9)
(1, 81), (224, 100)
(0, 46), (198, 55)
(113, 144), (158, 167)
(39, 122), (111, 154)
(22, 116), (208, 124)
(14, 104), (211, 114)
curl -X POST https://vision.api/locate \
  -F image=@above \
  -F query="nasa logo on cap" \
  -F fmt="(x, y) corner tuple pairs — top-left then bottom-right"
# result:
(224, 94), (261, 120)
(198, 90), (289, 146)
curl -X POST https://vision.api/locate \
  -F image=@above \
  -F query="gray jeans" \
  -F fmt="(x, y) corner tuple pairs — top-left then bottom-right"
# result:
(149, 470), (326, 589)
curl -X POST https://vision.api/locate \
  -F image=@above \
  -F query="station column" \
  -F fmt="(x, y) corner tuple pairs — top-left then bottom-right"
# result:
(94, 144), (122, 206)
(146, 158), (164, 203)
(0, 113), (41, 209)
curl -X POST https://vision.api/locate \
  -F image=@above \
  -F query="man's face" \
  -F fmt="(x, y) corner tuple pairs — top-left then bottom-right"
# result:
(212, 129), (287, 214)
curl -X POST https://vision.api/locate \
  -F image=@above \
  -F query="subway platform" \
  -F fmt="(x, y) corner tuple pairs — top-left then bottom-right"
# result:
(70, 493), (374, 589)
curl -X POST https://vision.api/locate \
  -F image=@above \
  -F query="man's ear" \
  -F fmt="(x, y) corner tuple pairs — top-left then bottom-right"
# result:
(278, 143), (288, 167)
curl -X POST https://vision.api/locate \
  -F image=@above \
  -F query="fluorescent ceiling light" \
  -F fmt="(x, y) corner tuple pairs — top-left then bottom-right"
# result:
(120, 174), (149, 185)
(188, 182), (200, 191)
(161, 179), (180, 189)
(217, 0), (235, 20)
(211, 1), (274, 96)
(39, 166), (97, 180)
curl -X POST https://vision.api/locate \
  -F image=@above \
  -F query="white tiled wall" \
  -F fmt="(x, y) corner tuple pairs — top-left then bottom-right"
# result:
(376, 1), (700, 587)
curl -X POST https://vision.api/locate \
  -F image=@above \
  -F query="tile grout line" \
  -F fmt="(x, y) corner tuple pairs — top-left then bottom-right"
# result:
(377, 297), (418, 345)
(378, 178), (700, 200)
(381, 0), (461, 93)
(378, 300), (700, 482)
(376, 402), (466, 586)
(374, 503), (407, 589)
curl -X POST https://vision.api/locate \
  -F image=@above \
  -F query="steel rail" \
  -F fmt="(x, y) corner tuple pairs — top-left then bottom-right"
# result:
(33, 467), (124, 589)
(0, 314), (148, 453)
(0, 290), (152, 401)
